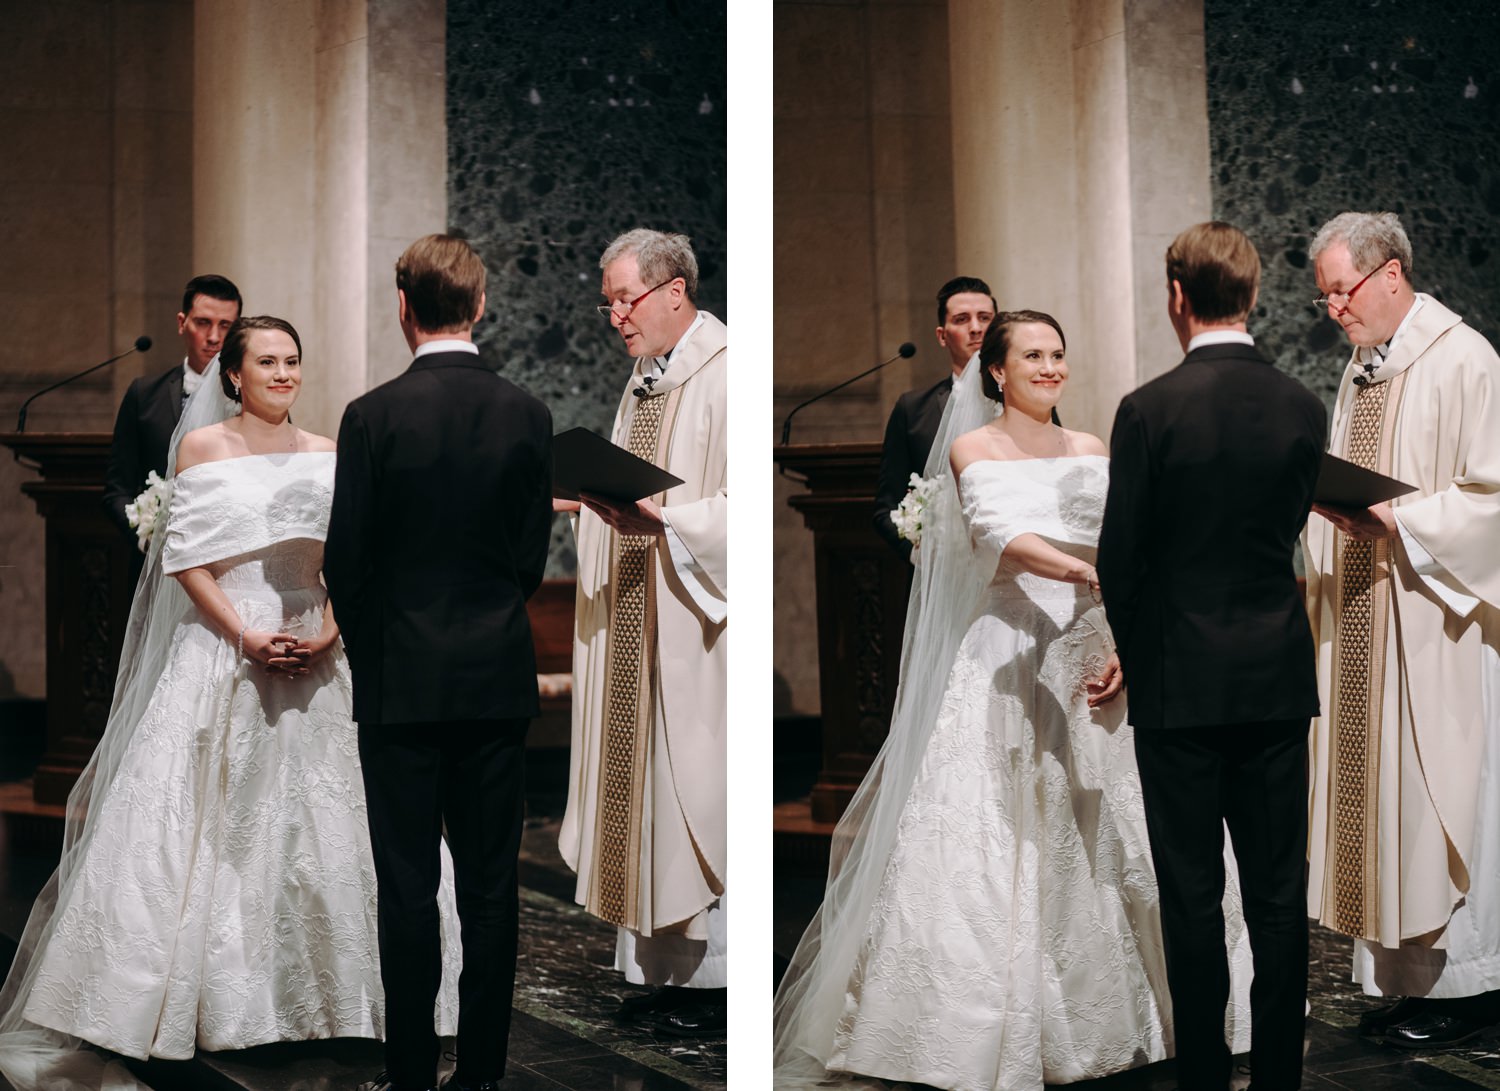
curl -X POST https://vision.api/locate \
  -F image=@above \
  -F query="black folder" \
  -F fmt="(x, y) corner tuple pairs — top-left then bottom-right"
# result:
(1314, 452), (1417, 508)
(552, 426), (684, 502)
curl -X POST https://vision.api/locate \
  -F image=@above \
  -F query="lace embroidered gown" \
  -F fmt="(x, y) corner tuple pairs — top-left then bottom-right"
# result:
(826, 456), (1249, 1091)
(22, 452), (459, 1060)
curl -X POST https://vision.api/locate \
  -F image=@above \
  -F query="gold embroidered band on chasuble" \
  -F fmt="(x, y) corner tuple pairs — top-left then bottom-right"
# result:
(591, 384), (686, 932)
(1328, 369), (1407, 941)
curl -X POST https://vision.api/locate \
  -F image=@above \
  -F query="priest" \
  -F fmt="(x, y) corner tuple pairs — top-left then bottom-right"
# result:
(1305, 210), (1500, 1048)
(559, 228), (728, 1036)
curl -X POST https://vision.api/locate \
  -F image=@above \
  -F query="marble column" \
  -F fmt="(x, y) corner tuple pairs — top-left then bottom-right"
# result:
(0, 0), (194, 703)
(773, 0), (957, 719)
(947, 0), (1210, 439)
(193, 0), (445, 438)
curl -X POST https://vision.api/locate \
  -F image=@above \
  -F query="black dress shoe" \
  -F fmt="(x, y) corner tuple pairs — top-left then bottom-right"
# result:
(614, 984), (693, 1022)
(1383, 1009), (1495, 1049)
(1358, 995), (1423, 1037)
(358, 1073), (436, 1091)
(654, 1000), (727, 1038)
(439, 1077), (501, 1091)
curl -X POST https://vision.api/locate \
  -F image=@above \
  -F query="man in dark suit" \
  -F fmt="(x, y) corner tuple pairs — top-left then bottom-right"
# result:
(1098, 222), (1327, 1091)
(872, 276), (996, 556)
(325, 235), (553, 1091)
(103, 274), (241, 538)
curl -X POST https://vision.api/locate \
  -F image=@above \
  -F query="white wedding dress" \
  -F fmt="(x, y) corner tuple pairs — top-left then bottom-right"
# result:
(18, 452), (459, 1064)
(819, 456), (1251, 1091)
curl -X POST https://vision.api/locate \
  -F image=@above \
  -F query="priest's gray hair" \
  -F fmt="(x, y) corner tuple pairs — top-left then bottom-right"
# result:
(600, 228), (699, 302)
(1311, 211), (1413, 278)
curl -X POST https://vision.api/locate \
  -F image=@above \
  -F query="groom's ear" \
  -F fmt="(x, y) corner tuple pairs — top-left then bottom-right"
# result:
(397, 288), (410, 326)
(472, 291), (486, 327)
(1168, 279), (1187, 319)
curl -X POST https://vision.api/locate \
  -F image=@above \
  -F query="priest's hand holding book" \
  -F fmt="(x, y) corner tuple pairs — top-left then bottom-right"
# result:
(1309, 452), (1415, 541)
(1311, 499), (1396, 540)
(551, 486), (667, 534)
(579, 493), (665, 536)
(550, 426), (683, 535)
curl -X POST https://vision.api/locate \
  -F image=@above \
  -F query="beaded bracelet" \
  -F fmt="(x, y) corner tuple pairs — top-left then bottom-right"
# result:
(238, 624), (247, 661)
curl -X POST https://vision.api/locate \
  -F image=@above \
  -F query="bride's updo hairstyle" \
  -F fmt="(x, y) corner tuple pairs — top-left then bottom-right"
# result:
(978, 309), (1066, 403)
(219, 315), (303, 401)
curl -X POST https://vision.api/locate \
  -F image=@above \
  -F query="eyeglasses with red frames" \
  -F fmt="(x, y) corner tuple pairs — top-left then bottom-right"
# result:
(1313, 259), (1392, 313)
(596, 279), (679, 321)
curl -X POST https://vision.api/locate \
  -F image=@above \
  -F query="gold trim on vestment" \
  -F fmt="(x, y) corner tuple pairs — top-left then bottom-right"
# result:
(590, 382), (685, 932)
(1327, 369), (1407, 940)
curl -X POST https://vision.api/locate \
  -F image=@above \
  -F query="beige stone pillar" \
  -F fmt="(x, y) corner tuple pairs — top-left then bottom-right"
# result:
(194, 0), (445, 437)
(773, 0), (957, 718)
(0, 0), (195, 701)
(947, 0), (1210, 439)
(1124, 0), (1212, 383)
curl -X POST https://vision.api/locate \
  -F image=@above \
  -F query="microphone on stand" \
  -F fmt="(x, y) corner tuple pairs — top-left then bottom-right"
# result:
(16, 336), (153, 432)
(780, 341), (917, 446)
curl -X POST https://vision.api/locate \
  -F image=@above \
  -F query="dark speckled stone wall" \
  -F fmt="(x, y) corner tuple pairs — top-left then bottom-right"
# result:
(1205, 1), (1500, 406)
(446, 1), (726, 573)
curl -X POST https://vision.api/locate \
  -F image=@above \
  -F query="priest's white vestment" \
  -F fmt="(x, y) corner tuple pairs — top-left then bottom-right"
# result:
(1305, 295), (1500, 998)
(560, 312), (727, 986)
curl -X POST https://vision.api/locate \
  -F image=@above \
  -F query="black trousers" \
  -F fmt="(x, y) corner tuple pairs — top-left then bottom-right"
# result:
(359, 718), (528, 1091)
(1133, 719), (1309, 1091)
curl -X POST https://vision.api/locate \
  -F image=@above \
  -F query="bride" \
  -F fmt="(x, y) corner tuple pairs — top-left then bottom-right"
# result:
(0, 316), (458, 1089)
(773, 311), (1251, 1090)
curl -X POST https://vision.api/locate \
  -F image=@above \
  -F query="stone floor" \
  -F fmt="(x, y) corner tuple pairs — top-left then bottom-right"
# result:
(773, 870), (1500, 1091)
(0, 806), (726, 1091)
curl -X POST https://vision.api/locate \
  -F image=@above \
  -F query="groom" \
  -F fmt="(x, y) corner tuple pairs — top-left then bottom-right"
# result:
(1098, 222), (1326, 1091)
(326, 235), (553, 1091)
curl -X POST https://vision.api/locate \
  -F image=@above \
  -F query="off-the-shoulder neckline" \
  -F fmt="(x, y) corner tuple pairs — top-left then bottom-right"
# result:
(957, 453), (1107, 483)
(175, 450), (334, 478)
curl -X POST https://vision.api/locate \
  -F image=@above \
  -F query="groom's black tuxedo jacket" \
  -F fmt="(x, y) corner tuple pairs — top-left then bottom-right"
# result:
(325, 350), (553, 726)
(103, 364), (186, 537)
(1098, 341), (1327, 731)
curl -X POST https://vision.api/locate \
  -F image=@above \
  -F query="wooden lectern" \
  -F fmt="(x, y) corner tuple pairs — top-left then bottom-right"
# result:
(775, 442), (910, 825)
(0, 433), (135, 806)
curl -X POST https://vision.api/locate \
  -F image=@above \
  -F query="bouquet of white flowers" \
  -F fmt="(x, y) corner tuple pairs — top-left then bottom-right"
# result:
(125, 471), (172, 554)
(891, 472), (943, 548)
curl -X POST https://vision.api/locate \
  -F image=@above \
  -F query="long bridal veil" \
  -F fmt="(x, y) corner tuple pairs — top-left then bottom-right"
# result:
(773, 353), (999, 1085)
(0, 362), (237, 1090)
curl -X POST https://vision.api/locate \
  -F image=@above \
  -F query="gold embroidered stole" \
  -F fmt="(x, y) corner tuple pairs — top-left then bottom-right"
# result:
(589, 385), (684, 931)
(1327, 370), (1408, 939)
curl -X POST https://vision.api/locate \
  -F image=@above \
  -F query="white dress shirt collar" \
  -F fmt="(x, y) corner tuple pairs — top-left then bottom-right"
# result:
(414, 339), (480, 359)
(1186, 329), (1255, 353)
(181, 359), (206, 396)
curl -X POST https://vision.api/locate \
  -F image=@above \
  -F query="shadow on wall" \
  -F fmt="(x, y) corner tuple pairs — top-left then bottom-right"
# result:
(773, 671), (796, 719)
(0, 696), (45, 782)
